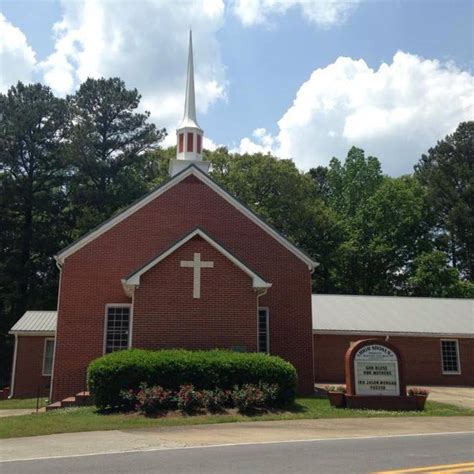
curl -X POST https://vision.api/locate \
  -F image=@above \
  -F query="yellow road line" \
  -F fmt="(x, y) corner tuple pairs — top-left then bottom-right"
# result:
(430, 468), (474, 474)
(375, 461), (474, 473)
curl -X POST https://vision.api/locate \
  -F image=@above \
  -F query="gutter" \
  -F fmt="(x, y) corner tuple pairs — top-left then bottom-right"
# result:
(312, 329), (474, 339)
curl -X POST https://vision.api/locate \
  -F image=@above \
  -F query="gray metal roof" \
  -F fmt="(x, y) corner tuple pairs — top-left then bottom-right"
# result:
(10, 311), (57, 334)
(312, 295), (474, 337)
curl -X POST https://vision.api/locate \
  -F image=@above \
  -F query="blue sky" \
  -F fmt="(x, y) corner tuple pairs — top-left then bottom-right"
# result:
(1, 0), (473, 175)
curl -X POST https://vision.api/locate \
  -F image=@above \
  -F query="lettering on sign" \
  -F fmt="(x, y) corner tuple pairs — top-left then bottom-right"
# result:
(354, 344), (400, 396)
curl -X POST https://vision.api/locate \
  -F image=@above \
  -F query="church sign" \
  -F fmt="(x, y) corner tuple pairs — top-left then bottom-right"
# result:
(344, 339), (417, 410)
(353, 344), (399, 396)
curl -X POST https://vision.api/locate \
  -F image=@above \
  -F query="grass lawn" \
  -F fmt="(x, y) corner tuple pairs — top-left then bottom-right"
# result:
(1, 397), (473, 439)
(0, 397), (48, 410)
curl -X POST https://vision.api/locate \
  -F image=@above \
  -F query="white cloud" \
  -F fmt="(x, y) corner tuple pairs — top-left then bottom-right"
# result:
(39, 0), (227, 133)
(239, 52), (474, 175)
(0, 13), (37, 92)
(233, 127), (275, 154)
(231, 0), (360, 28)
(203, 136), (219, 151)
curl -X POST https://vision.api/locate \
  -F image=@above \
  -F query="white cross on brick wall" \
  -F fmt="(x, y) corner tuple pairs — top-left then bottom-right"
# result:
(180, 253), (214, 299)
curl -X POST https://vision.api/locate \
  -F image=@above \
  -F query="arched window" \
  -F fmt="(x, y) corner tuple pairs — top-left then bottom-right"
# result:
(178, 133), (184, 153)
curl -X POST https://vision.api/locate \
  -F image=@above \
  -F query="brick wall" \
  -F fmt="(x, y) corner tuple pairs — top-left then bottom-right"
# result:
(52, 175), (314, 401)
(133, 235), (259, 351)
(13, 336), (52, 398)
(314, 333), (474, 386)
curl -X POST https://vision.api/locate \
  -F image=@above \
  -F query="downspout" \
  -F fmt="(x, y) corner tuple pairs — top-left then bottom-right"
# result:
(8, 334), (18, 398)
(129, 289), (135, 349)
(256, 288), (269, 351)
(309, 264), (316, 387)
(49, 257), (62, 401)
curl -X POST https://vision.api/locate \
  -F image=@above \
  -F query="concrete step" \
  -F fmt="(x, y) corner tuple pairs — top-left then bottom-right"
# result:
(46, 401), (63, 411)
(61, 396), (77, 407)
(75, 391), (93, 406)
(46, 391), (93, 411)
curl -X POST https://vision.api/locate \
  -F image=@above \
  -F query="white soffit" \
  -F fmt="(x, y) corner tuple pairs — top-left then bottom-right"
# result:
(55, 165), (317, 269)
(123, 228), (272, 292)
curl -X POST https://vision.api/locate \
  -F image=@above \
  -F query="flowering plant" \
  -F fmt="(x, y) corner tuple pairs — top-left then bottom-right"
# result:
(119, 388), (138, 410)
(202, 388), (229, 412)
(135, 383), (174, 415)
(408, 387), (430, 396)
(325, 385), (346, 393)
(232, 383), (279, 412)
(176, 385), (204, 414)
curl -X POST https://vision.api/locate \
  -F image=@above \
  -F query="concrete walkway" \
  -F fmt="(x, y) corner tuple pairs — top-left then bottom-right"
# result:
(1, 416), (473, 462)
(0, 409), (35, 418)
(428, 387), (474, 410)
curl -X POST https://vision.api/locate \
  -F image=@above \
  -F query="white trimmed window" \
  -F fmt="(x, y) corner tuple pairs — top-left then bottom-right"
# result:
(42, 339), (55, 376)
(105, 306), (131, 354)
(258, 308), (269, 353)
(441, 340), (461, 374)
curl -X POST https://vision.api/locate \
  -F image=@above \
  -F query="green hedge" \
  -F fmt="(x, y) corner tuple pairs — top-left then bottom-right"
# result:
(87, 349), (297, 409)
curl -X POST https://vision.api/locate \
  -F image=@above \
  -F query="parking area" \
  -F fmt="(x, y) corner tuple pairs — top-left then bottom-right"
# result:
(427, 387), (474, 410)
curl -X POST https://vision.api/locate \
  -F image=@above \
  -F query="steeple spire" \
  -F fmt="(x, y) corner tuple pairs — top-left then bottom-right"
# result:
(182, 30), (199, 128)
(169, 30), (209, 177)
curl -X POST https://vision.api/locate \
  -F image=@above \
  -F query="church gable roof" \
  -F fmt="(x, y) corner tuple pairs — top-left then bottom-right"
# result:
(122, 228), (271, 296)
(55, 165), (318, 269)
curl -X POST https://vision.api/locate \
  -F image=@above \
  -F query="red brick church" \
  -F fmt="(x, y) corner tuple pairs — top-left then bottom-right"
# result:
(7, 35), (473, 401)
(9, 33), (317, 402)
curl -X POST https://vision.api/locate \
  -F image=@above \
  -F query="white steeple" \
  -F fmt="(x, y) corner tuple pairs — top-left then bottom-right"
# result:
(181, 30), (199, 129)
(169, 30), (210, 177)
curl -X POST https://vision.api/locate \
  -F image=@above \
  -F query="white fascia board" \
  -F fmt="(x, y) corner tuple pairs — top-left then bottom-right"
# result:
(55, 166), (317, 269)
(9, 331), (56, 336)
(124, 228), (272, 290)
(196, 170), (317, 269)
(55, 168), (193, 264)
(312, 329), (474, 339)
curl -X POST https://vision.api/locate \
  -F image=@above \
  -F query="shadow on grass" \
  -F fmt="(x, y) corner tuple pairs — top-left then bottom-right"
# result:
(94, 400), (308, 419)
(279, 401), (308, 414)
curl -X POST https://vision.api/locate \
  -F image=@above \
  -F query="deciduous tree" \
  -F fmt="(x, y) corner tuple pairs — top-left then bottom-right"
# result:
(209, 149), (344, 292)
(408, 251), (474, 297)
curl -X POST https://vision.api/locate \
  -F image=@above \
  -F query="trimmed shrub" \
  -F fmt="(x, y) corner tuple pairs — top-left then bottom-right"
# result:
(88, 349), (297, 409)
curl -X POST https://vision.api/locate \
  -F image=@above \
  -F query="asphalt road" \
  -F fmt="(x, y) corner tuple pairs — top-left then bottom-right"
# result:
(1, 432), (473, 474)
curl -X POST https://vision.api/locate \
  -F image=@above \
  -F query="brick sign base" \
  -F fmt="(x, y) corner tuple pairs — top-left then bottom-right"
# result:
(345, 395), (417, 411)
(344, 339), (416, 411)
